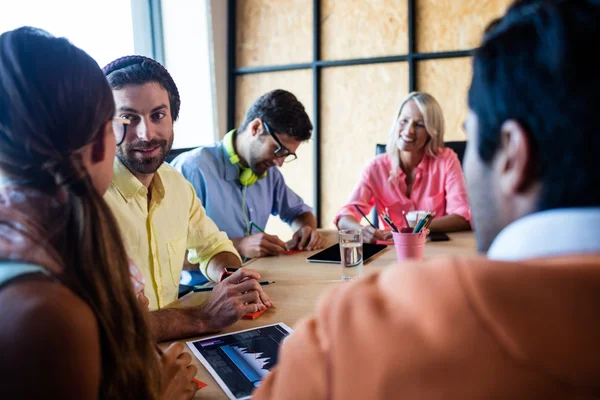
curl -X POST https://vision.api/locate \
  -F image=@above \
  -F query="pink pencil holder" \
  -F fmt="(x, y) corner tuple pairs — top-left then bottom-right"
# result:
(392, 229), (427, 261)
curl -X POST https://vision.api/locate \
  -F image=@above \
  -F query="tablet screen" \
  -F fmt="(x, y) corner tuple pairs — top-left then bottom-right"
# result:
(306, 242), (388, 264)
(187, 323), (293, 400)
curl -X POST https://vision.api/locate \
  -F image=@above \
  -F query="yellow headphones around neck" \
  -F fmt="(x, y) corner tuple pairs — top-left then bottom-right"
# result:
(223, 129), (267, 186)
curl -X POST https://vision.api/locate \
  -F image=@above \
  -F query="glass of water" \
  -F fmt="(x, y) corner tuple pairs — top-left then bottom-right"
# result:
(338, 229), (363, 281)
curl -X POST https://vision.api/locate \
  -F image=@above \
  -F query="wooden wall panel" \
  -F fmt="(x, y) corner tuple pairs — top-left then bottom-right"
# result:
(321, 62), (409, 229)
(416, 0), (513, 52)
(236, 0), (313, 68)
(416, 58), (473, 142)
(236, 70), (314, 239)
(321, 0), (408, 60)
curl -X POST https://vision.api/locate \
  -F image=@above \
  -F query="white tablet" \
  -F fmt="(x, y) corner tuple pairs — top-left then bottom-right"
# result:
(187, 322), (294, 400)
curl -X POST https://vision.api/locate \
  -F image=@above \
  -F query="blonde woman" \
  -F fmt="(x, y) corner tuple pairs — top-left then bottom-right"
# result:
(335, 92), (471, 243)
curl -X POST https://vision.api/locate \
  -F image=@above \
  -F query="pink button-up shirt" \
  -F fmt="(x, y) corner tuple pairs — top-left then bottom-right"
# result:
(334, 148), (471, 229)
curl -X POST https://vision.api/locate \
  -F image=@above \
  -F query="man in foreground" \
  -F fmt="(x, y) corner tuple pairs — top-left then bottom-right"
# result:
(253, 1), (600, 398)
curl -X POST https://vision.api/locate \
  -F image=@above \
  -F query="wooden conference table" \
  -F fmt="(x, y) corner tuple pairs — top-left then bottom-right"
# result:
(165, 230), (477, 399)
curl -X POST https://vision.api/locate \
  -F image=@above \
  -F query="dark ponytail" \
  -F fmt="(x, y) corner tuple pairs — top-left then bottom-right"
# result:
(0, 27), (161, 399)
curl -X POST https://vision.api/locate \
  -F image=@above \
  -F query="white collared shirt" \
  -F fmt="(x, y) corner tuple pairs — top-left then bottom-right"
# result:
(487, 207), (600, 261)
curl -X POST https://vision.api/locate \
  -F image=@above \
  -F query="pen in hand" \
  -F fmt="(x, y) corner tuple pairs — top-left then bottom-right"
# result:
(250, 221), (265, 234)
(354, 204), (377, 229)
(193, 280), (275, 292)
(249, 221), (288, 252)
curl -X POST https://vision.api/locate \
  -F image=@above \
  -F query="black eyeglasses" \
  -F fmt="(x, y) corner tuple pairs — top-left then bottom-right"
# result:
(112, 117), (131, 146)
(263, 122), (297, 163)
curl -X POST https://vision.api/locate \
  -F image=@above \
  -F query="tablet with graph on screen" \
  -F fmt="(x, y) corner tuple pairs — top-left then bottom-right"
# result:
(187, 323), (293, 400)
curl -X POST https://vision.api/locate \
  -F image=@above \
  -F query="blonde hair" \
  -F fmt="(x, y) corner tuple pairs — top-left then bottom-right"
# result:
(385, 91), (445, 180)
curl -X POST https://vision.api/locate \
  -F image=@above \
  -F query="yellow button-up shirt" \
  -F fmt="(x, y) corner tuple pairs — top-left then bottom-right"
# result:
(104, 158), (241, 310)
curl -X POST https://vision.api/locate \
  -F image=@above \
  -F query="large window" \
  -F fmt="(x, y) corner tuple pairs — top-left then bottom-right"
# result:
(161, 0), (216, 149)
(0, 0), (135, 68)
(1, 0), (217, 150)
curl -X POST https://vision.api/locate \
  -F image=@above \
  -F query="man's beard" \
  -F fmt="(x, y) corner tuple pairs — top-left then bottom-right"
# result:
(117, 135), (174, 175)
(248, 139), (270, 176)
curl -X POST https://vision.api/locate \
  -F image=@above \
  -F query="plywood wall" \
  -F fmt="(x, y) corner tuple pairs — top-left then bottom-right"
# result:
(321, 62), (409, 229)
(235, 70), (314, 239)
(321, 0), (408, 60)
(416, 0), (513, 52)
(236, 0), (313, 67)
(416, 58), (473, 142)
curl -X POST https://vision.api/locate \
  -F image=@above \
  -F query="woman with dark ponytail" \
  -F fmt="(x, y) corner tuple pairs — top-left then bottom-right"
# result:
(0, 27), (197, 399)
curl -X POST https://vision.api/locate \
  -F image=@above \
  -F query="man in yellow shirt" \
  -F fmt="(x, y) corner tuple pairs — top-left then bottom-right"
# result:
(102, 56), (271, 341)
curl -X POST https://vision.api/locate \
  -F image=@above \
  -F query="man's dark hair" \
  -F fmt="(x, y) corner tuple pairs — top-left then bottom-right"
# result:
(239, 89), (312, 141)
(468, 0), (600, 211)
(483, 0), (549, 37)
(103, 55), (181, 121)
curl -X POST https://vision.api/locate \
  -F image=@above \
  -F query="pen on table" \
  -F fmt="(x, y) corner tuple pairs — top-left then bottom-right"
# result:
(353, 204), (377, 229)
(193, 280), (275, 292)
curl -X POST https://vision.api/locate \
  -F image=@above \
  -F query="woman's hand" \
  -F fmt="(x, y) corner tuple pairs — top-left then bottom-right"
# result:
(159, 342), (199, 400)
(361, 226), (393, 243)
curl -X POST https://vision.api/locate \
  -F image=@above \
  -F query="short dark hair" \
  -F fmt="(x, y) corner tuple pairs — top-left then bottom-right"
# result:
(239, 89), (312, 141)
(483, 0), (548, 37)
(103, 55), (181, 121)
(468, 0), (600, 211)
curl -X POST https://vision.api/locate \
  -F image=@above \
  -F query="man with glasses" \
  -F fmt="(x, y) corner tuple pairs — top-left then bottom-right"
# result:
(103, 56), (271, 342)
(172, 89), (325, 259)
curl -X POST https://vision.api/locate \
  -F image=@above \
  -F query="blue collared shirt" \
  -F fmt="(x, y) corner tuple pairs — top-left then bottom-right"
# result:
(487, 207), (600, 261)
(171, 142), (313, 239)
